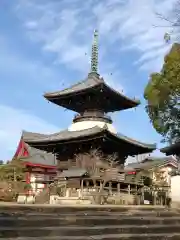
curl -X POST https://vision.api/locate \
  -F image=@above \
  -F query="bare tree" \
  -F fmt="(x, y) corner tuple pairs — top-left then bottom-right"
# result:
(75, 149), (121, 176)
(154, 0), (180, 42)
(75, 149), (105, 176)
(106, 153), (119, 168)
(75, 150), (121, 204)
(152, 168), (169, 187)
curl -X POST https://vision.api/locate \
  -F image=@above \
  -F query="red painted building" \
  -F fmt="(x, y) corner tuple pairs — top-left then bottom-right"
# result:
(14, 131), (57, 193)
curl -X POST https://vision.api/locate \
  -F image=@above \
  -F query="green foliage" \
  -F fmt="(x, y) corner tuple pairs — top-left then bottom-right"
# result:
(24, 183), (32, 191)
(0, 158), (26, 182)
(144, 43), (180, 143)
(0, 158), (27, 201)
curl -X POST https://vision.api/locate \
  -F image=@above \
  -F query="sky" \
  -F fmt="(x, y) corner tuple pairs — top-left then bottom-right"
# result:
(0, 0), (177, 161)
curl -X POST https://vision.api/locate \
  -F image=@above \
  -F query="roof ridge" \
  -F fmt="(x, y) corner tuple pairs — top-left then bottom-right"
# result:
(115, 131), (156, 149)
(23, 141), (54, 157)
(24, 127), (156, 155)
(103, 81), (140, 105)
(44, 75), (102, 97)
(22, 130), (47, 138)
(24, 126), (104, 143)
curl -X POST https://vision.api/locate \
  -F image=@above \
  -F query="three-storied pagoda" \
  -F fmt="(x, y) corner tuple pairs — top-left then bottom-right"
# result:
(24, 30), (156, 172)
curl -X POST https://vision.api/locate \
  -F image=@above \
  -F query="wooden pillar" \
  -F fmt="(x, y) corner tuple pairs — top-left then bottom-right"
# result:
(141, 186), (144, 204)
(25, 171), (31, 184)
(100, 181), (103, 191)
(135, 185), (138, 198)
(128, 184), (131, 195)
(117, 183), (120, 193)
(94, 179), (97, 188)
(153, 187), (156, 205)
(80, 179), (84, 199)
(86, 180), (89, 189)
(135, 185), (138, 205)
(65, 178), (67, 197)
(81, 179), (84, 191)
(109, 182), (112, 195)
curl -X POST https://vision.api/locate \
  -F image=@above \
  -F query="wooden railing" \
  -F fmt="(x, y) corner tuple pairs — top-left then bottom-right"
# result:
(73, 112), (112, 123)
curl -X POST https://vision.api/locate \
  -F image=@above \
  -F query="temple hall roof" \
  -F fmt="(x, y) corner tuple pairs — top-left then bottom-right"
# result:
(23, 126), (156, 156)
(58, 168), (88, 178)
(161, 141), (180, 155)
(125, 156), (178, 171)
(44, 74), (140, 113)
(19, 131), (57, 167)
(21, 147), (57, 167)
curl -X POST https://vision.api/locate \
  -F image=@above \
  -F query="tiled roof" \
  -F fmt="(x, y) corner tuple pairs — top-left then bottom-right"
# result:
(117, 132), (156, 149)
(58, 168), (87, 178)
(44, 75), (140, 111)
(21, 149), (57, 167)
(24, 126), (156, 151)
(161, 141), (180, 155)
(22, 130), (47, 139)
(23, 127), (102, 142)
(20, 131), (57, 167)
(125, 156), (178, 171)
(44, 75), (102, 97)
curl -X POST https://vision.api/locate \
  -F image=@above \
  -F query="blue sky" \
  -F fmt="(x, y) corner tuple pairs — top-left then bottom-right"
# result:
(0, 0), (176, 161)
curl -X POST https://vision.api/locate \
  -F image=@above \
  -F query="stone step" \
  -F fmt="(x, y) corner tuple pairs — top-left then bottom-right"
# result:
(1, 205), (180, 239)
(0, 205), (173, 214)
(1, 210), (180, 218)
(1, 225), (180, 238)
(1, 216), (180, 227)
(0, 233), (180, 240)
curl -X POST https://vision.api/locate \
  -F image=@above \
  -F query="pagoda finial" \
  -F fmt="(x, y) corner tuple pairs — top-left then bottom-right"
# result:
(90, 29), (98, 74)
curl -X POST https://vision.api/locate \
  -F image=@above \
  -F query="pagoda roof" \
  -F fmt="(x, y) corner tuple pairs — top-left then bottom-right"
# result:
(160, 141), (180, 155)
(23, 126), (156, 156)
(44, 74), (140, 112)
(18, 131), (57, 167)
(125, 156), (178, 171)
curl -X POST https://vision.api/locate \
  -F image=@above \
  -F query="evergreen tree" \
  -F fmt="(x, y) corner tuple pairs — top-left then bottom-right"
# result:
(0, 158), (26, 182)
(144, 43), (180, 143)
(0, 158), (27, 200)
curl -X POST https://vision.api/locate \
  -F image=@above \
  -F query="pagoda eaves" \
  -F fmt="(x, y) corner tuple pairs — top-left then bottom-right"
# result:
(44, 74), (140, 113)
(24, 126), (156, 157)
(44, 30), (139, 113)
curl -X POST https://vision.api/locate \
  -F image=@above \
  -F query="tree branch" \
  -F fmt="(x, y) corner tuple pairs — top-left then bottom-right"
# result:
(156, 12), (176, 25)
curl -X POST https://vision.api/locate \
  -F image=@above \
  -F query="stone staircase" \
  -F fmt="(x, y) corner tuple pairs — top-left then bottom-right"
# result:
(1, 204), (180, 239)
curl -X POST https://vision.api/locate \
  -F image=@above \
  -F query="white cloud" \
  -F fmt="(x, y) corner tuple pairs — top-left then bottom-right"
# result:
(0, 105), (59, 161)
(0, 36), (61, 92)
(24, 20), (38, 29)
(15, 0), (178, 75)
